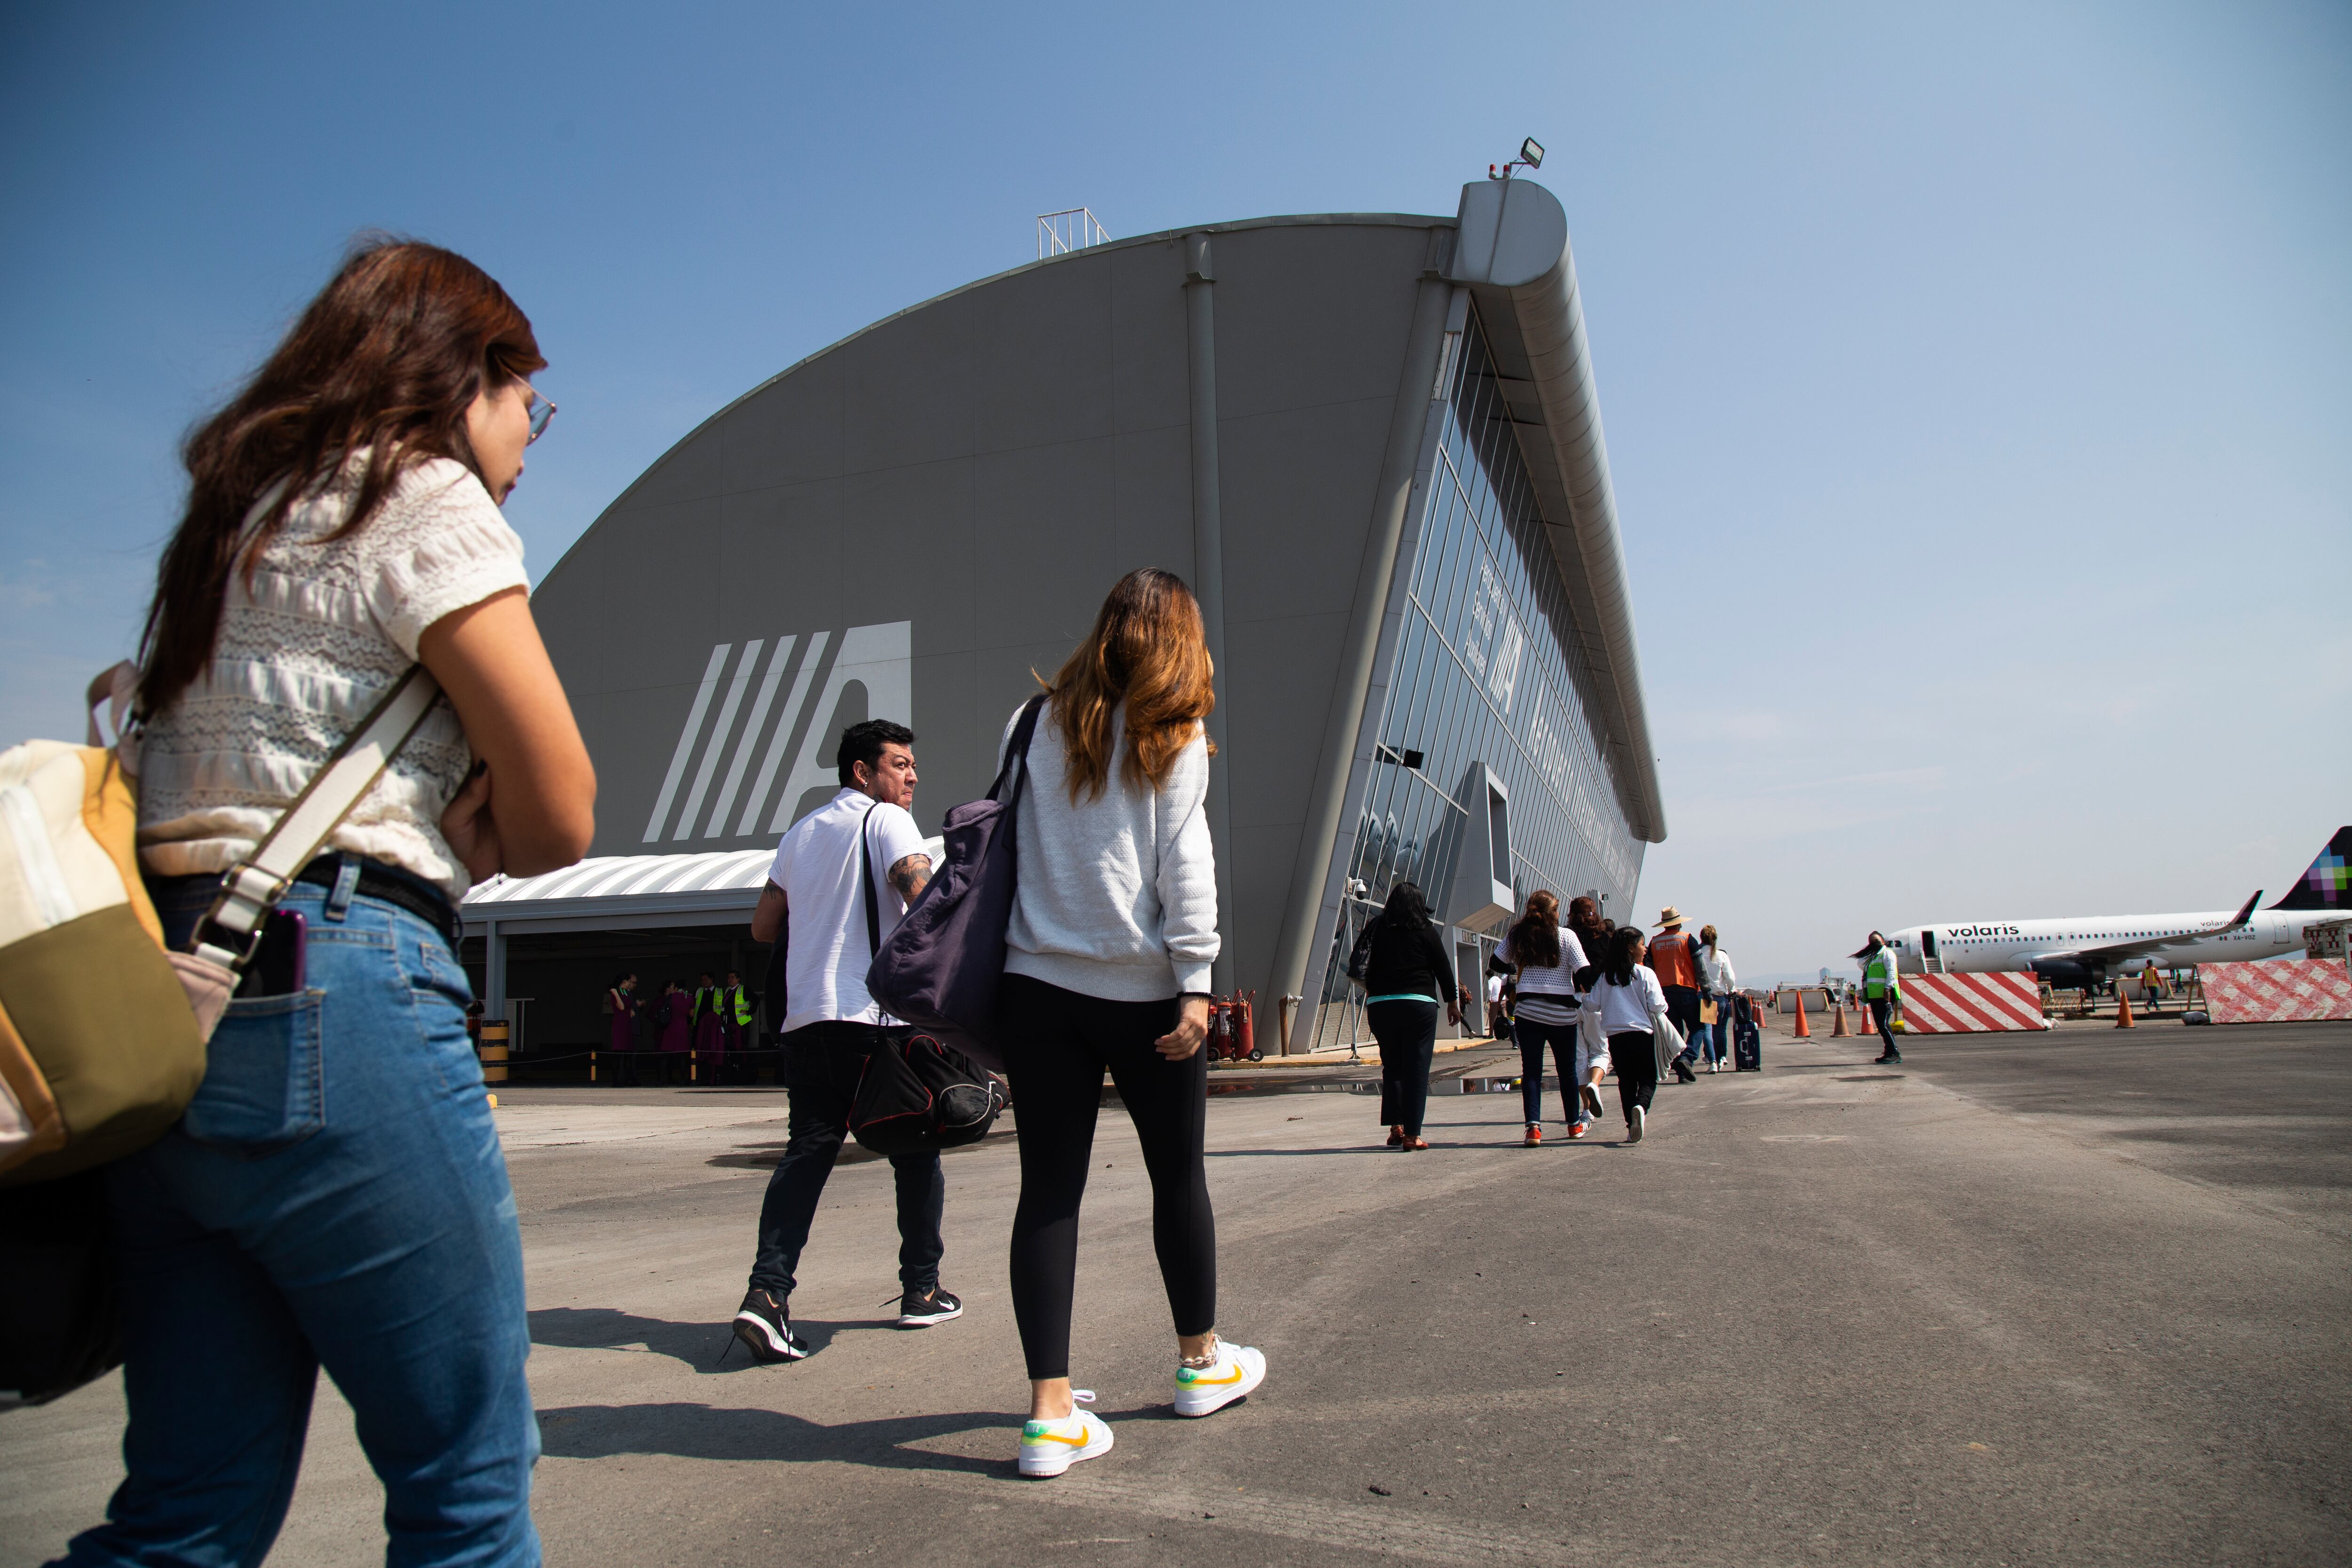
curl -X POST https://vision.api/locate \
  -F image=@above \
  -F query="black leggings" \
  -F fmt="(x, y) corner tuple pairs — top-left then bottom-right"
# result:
(1609, 1030), (1660, 1123)
(1000, 974), (1216, 1380)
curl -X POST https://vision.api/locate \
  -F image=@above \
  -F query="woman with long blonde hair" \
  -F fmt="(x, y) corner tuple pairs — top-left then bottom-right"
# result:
(998, 568), (1265, 1478)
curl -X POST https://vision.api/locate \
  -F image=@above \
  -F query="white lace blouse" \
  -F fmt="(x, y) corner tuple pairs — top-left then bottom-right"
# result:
(135, 455), (529, 901)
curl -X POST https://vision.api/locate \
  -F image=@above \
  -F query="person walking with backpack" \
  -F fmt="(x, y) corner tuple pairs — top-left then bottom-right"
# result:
(1360, 881), (1470, 1152)
(64, 240), (596, 1567)
(731, 719), (958, 1364)
(1590, 926), (1675, 1143)
(1498, 891), (1590, 1145)
(996, 568), (1266, 1479)
(1857, 931), (1904, 1064)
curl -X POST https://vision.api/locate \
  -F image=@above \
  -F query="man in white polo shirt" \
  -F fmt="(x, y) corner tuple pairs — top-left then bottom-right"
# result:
(731, 719), (961, 1364)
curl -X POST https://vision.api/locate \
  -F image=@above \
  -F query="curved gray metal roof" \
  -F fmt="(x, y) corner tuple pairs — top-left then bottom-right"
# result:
(1446, 178), (1667, 844)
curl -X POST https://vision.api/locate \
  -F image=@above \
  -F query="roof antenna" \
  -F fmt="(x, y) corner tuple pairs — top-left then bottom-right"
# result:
(1488, 137), (1545, 181)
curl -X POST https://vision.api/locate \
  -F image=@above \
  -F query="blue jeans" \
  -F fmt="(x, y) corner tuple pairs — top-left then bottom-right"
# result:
(59, 869), (539, 1568)
(1664, 985), (1705, 1067)
(1705, 997), (1731, 1064)
(1512, 1015), (1579, 1124)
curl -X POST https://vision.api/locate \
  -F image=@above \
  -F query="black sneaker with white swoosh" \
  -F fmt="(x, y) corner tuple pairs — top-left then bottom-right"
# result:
(732, 1288), (810, 1363)
(896, 1287), (964, 1328)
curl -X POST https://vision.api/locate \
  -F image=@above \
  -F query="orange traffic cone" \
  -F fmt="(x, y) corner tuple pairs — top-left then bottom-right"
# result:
(1793, 990), (1811, 1038)
(1830, 1000), (1850, 1036)
(2114, 987), (2136, 1029)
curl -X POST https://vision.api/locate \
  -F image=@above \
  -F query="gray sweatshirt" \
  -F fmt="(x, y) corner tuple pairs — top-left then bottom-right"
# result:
(1001, 701), (1221, 1001)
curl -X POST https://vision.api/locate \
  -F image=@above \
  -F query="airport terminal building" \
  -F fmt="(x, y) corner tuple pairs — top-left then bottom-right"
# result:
(467, 177), (1665, 1057)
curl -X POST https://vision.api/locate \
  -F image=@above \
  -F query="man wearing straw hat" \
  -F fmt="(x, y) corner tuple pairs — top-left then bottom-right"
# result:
(1645, 907), (1705, 1084)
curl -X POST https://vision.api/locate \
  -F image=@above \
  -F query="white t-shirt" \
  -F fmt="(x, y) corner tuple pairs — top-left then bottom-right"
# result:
(766, 787), (928, 1035)
(1590, 965), (1668, 1036)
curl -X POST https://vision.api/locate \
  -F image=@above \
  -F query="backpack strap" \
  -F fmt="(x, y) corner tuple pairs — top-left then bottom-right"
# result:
(191, 665), (443, 974)
(858, 802), (882, 959)
(986, 695), (1048, 804)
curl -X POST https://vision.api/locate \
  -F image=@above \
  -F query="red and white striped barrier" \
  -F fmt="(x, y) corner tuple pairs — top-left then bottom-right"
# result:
(1898, 973), (2051, 1033)
(2196, 960), (2352, 1024)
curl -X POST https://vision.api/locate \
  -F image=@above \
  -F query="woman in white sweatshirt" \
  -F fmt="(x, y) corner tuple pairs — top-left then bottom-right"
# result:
(1589, 925), (1673, 1143)
(999, 569), (1266, 1479)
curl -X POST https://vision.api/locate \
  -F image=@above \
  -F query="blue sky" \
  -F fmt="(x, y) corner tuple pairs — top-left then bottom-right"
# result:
(3, 0), (2345, 977)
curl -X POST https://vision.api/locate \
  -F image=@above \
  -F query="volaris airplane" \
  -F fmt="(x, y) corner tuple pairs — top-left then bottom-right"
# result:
(1884, 828), (2351, 986)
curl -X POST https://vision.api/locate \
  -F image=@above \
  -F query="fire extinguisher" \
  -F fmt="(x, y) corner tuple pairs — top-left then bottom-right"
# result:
(1235, 990), (1259, 1061)
(1207, 996), (1232, 1060)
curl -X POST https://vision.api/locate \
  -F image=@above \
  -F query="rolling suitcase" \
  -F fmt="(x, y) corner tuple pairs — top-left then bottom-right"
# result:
(1732, 995), (1762, 1072)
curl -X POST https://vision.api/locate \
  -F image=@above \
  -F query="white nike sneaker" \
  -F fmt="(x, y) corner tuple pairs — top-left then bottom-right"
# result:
(1017, 1390), (1113, 1478)
(1173, 1339), (1267, 1417)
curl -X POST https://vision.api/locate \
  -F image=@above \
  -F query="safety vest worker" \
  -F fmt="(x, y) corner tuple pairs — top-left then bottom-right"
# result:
(1857, 933), (1904, 1066)
(1862, 947), (1901, 1000)
(724, 984), (753, 1026)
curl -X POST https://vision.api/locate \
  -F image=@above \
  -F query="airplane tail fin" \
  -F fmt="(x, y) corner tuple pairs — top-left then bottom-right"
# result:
(2269, 827), (2352, 913)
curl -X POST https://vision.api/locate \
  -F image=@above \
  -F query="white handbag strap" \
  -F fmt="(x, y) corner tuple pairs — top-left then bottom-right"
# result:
(192, 665), (444, 971)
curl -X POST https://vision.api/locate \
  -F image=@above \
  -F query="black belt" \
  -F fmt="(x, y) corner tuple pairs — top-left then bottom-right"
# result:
(294, 854), (462, 948)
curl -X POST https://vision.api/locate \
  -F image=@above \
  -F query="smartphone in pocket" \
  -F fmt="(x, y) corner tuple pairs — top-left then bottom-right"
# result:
(236, 907), (307, 998)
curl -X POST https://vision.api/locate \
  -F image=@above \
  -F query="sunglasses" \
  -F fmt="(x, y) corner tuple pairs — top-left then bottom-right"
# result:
(524, 387), (557, 445)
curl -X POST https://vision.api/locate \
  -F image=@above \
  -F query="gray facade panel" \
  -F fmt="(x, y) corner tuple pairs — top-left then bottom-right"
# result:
(840, 306), (978, 475)
(1217, 399), (1397, 627)
(1205, 225), (1432, 422)
(719, 353), (846, 492)
(1107, 240), (1192, 434)
(973, 262), (1116, 454)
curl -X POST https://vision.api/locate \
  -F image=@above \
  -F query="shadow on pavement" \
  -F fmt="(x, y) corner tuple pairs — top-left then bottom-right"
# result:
(528, 1306), (893, 1371)
(533, 1399), (1179, 1473)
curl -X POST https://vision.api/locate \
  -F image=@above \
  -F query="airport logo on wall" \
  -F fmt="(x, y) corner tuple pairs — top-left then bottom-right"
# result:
(640, 621), (912, 844)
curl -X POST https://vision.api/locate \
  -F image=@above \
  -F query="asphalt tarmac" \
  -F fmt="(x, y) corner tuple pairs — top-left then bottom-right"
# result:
(4, 1015), (2346, 1566)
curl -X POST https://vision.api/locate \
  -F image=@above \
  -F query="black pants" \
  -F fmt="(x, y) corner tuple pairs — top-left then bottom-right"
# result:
(1000, 974), (1215, 1380)
(1512, 1014), (1578, 1124)
(1664, 986), (1704, 1065)
(1869, 998), (1899, 1056)
(1369, 1000), (1440, 1136)
(748, 1021), (945, 1301)
(1610, 1030), (1660, 1124)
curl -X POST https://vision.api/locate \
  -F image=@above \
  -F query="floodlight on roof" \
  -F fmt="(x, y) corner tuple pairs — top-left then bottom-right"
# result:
(1487, 137), (1547, 181)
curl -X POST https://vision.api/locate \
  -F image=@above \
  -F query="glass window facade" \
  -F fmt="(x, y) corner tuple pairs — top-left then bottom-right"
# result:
(1315, 303), (1646, 1022)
